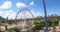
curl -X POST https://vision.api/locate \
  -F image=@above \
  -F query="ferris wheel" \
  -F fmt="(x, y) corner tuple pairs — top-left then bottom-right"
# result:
(15, 8), (34, 31)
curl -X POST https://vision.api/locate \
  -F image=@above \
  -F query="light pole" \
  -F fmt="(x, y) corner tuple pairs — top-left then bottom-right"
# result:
(43, 0), (48, 32)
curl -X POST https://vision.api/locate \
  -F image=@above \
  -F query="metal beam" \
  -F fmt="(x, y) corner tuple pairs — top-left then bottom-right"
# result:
(43, 0), (48, 32)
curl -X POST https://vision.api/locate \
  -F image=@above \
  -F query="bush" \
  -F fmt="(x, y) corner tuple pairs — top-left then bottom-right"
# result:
(31, 21), (45, 32)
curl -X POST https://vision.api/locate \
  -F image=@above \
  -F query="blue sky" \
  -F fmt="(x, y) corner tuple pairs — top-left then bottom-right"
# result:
(0, 0), (60, 19)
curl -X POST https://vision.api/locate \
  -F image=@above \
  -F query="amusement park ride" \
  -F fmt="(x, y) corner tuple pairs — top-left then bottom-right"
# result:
(15, 8), (34, 32)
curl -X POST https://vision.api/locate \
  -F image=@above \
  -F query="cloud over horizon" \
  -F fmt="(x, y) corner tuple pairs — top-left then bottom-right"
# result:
(0, 10), (41, 20)
(16, 2), (26, 8)
(0, 10), (16, 19)
(0, 1), (12, 9)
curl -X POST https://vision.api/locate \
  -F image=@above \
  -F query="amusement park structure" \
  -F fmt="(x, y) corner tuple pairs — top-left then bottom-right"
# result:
(15, 8), (34, 32)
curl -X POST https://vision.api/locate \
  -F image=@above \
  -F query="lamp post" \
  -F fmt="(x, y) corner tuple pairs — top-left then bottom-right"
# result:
(43, 0), (48, 32)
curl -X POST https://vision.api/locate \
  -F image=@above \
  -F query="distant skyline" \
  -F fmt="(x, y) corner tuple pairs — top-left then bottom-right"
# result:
(0, 0), (60, 19)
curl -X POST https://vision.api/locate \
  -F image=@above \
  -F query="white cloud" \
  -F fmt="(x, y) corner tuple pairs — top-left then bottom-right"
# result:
(0, 11), (2, 14)
(1, 10), (16, 20)
(0, 10), (41, 20)
(30, 1), (34, 5)
(16, 2), (25, 7)
(0, 1), (12, 9)
(0, 11), (3, 16)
